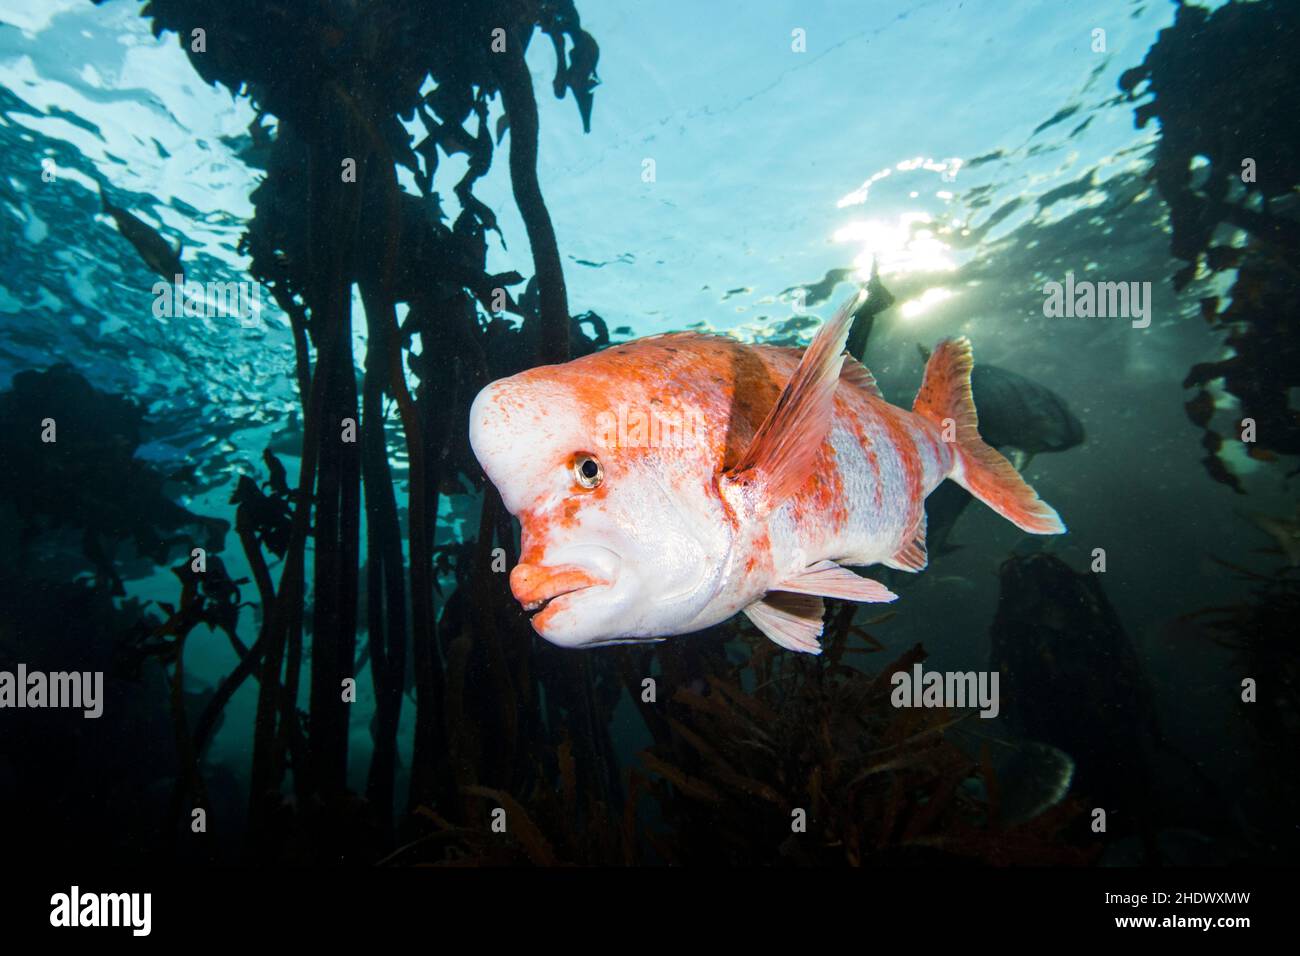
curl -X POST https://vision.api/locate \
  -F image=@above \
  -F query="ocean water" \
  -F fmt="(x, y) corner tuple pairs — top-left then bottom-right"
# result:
(0, 0), (1296, 877)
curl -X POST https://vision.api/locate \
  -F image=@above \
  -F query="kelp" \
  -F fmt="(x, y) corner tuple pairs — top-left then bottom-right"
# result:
(83, 0), (613, 861)
(1182, 561), (1300, 748)
(0, 364), (228, 594)
(1181, 244), (1300, 491)
(636, 613), (1090, 866)
(1120, 0), (1300, 487)
(63, 0), (1103, 867)
(394, 610), (1090, 866)
(1175, 557), (1300, 860)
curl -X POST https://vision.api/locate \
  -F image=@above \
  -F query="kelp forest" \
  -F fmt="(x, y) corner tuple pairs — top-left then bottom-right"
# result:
(1, 0), (1295, 871)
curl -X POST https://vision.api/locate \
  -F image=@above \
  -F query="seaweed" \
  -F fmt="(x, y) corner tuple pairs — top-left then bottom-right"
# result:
(1175, 556), (1300, 860)
(50, 0), (1108, 866)
(0, 562), (238, 862)
(0, 364), (229, 594)
(1120, 0), (1300, 486)
(1183, 561), (1300, 749)
(80, 0), (615, 861)
(634, 612), (1088, 866)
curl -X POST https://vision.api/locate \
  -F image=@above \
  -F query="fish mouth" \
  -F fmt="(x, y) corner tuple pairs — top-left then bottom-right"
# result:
(511, 564), (609, 618)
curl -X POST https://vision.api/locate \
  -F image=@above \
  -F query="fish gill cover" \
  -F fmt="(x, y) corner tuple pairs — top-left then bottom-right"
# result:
(0, 0), (1294, 900)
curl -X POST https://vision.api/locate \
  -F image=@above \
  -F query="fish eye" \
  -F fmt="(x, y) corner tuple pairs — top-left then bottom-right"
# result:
(572, 453), (603, 490)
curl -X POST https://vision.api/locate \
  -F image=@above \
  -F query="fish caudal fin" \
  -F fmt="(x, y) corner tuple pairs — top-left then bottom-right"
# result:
(914, 338), (1065, 535)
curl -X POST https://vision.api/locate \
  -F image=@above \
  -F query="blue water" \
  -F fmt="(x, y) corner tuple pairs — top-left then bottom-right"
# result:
(0, 0), (1287, 861)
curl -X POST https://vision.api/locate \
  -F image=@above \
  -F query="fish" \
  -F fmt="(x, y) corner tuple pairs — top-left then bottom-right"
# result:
(954, 735), (1076, 826)
(988, 552), (1159, 847)
(993, 740), (1076, 825)
(99, 186), (184, 282)
(469, 290), (1065, 654)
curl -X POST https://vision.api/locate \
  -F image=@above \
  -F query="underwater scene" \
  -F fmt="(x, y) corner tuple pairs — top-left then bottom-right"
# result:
(0, 0), (1296, 921)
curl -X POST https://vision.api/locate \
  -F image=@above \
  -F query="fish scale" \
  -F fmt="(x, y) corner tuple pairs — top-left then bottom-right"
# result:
(755, 348), (951, 576)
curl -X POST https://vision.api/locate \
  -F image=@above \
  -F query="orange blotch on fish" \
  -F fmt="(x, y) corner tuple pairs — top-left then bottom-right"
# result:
(510, 563), (608, 613)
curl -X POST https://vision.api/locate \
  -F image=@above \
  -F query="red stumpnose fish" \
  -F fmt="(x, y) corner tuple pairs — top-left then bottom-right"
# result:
(469, 290), (1065, 654)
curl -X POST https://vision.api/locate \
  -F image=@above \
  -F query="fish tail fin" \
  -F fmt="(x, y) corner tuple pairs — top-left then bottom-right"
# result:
(914, 337), (1065, 535)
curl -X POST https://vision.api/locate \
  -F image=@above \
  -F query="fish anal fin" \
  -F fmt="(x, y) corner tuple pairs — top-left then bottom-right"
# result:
(885, 513), (929, 572)
(777, 560), (897, 602)
(742, 592), (825, 655)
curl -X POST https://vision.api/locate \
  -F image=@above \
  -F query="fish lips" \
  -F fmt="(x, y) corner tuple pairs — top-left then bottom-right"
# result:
(509, 563), (613, 636)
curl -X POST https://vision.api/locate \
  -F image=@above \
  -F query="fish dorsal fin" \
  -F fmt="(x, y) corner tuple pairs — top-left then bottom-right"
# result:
(777, 560), (897, 602)
(840, 356), (883, 398)
(885, 512), (929, 572)
(743, 592), (825, 654)
(722, 289), (865, 509)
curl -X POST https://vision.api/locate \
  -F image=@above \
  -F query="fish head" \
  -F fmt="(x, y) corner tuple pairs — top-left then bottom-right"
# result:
(469, 358), (733, 647)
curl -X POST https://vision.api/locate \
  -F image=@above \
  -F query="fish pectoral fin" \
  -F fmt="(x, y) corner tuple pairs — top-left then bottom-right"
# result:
(721, 288), (865, 511)
(743, 592), (825, 655)
(776, 560), (898, 603)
